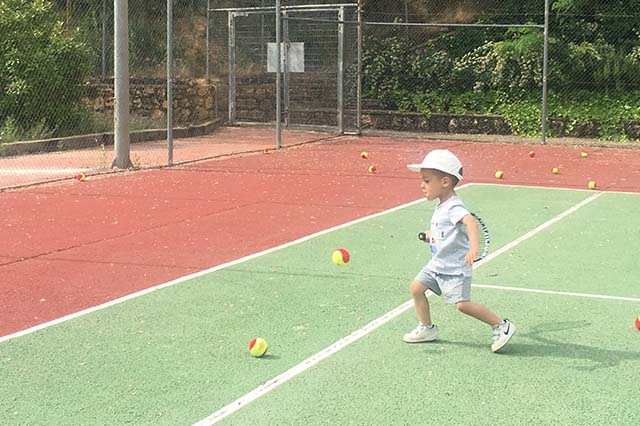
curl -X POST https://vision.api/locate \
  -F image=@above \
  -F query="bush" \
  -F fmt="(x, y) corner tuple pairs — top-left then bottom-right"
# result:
(0, 0), (93, 141)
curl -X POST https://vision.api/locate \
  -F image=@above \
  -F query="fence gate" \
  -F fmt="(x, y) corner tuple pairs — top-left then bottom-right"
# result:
(210, 3), (360, 135)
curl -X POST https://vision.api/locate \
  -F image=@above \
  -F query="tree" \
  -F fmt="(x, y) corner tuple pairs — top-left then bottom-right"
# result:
(0, 0), (93, 136)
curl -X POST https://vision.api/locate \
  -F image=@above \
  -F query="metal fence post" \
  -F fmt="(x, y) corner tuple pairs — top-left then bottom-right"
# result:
(101, 0), (107, 79)
(276, 0), (282, 149)
(541, 0), (550, 145)
(228, 12), (236, 123)
(356, 0), (362, 134)
(337, 7), (345, 133)
(167, 0), (174, 166)
(113, 0), (132, 169)
(283, 10), (290, 128)
(206, 0), (210, 81)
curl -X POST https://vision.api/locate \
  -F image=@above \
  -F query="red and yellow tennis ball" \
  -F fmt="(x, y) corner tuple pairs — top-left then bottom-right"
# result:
(588, 180), (597, 190)
(528, 150), (535, 158)
(635, 316), (640, 331)
(495, 170), (503, 179)
(332, 248), (350, 266)
(360, 151), (368, 159)
(264, 148), (271, 154)
(368, 165), (377, 173)
(76, 173), (87, 181)
(552, 167), (559, 174)
(249, 337), (269, 357)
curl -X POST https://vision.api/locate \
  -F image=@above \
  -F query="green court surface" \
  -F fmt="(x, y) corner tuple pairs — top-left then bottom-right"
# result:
(1, 185), (639, 425)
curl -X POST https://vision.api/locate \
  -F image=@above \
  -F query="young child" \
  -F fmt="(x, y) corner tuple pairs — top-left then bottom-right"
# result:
(404, 149), (516, 353)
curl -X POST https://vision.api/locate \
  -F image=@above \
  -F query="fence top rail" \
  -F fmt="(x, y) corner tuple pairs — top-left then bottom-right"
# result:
(210, 4), (357, 13)
(283, 16), (544, 29)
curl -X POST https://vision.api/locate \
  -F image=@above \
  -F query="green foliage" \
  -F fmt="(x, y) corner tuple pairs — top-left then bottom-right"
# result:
(361, 3), (640, 142)
(408, 90), (640, 141)
(0, 117), (54, 144)
(0, 0), (93, 139)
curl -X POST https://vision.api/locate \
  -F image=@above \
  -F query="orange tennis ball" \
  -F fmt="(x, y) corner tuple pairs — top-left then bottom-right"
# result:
(581, 151), (588, 158)
(635, 316), (640, 330)
(249, 337), (269, 357)
(332, 248), (350, 266)
(588, 180), (597, 190)
(495, 170), (503, 179)
(368, 165), (377, 173)
(552, 167), (559, 174)
(528, 150), (535, 158)
(360, 151), (368, 159)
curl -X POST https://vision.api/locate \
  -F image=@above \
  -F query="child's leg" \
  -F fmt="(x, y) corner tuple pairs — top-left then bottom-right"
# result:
(410, 280), (432, 325)
(455, 301), (501, 326)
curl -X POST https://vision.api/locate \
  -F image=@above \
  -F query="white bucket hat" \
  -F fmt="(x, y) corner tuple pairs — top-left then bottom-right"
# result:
(407, 149), (463, 180)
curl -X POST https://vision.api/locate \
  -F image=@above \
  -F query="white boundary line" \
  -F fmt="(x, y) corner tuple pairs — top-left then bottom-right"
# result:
(476, 182), (640, 196)
(0, 168), (92, 175)
(192, 190), (604, 425)
(473, 284), (640, 303)
(472, 190), (604, 268)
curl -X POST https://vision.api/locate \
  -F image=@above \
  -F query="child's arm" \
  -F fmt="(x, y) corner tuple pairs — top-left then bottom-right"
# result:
(462, 214), (479, 264)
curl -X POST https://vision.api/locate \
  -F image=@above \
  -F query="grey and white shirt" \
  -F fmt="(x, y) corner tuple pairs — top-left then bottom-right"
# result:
(427, 195), (472, 277)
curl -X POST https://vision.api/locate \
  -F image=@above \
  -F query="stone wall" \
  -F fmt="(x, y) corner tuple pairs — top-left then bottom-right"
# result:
(229, 73), (640, 139)
(86, 78), (216, 125)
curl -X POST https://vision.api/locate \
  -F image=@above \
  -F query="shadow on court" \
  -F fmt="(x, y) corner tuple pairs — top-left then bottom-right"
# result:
(427, 321), (636, 371)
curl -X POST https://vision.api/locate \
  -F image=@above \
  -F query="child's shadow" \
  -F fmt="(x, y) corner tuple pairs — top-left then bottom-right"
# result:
(443, 321), (637, 371)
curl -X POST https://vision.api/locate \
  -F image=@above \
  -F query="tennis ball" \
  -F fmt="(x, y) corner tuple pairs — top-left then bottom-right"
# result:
(581, 151), (588, 158)
(368, 165), (377, 173)
(76, 173), (87, 182)
(264, 148), (271, 154)
(552, 167), (559, 174)
(332, 248), (350, 266)
(635, 316), (640, 330)
(495, 170), (503, 179)
(360, 151), (368, 159)
(249, 337), (269, 357)
(588, 180), (597, 190)
(528, 150), (535, 158)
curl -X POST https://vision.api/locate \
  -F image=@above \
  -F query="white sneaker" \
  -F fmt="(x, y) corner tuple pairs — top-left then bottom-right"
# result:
(403, 323), (438, 343)
(491, 319), (516, 353)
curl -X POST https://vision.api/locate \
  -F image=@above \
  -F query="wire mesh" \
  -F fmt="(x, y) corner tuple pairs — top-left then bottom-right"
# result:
(2, 1), (640, 190)
(0, 0), (218, 190)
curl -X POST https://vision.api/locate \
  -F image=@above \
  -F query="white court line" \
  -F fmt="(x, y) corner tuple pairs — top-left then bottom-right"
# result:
(0, 168), (92, 175)
(474, 284), (640, 303)
(192, 190), (604, 426)
(477, 182), (640, 196)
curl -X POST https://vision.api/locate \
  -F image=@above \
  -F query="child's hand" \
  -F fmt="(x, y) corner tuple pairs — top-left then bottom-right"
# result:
(464, 250), (477, 265)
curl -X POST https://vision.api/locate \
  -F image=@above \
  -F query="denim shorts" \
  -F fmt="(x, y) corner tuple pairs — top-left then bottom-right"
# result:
(414, 267), (471, 304)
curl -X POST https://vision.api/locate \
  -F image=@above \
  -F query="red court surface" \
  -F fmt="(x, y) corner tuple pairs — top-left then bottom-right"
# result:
(2, 128), (640, 337)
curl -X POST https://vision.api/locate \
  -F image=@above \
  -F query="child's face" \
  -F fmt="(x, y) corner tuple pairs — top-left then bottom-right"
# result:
(419, 169), (449, 201)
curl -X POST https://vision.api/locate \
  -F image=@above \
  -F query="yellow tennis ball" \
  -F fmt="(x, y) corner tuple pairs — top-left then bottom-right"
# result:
(360, 151), (368, 159)
(588, 180), (597, 190)
(332, 248), (350, 266)
(552, 167), (559, 174)
(249, 337), (269, 357)
(581, 151), (588, 158)
(495, 170), (503, 179)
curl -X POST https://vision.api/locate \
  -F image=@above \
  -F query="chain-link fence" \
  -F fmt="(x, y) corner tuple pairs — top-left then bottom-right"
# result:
(2, 1), (640, 190)
(0, 0), (213, 189)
